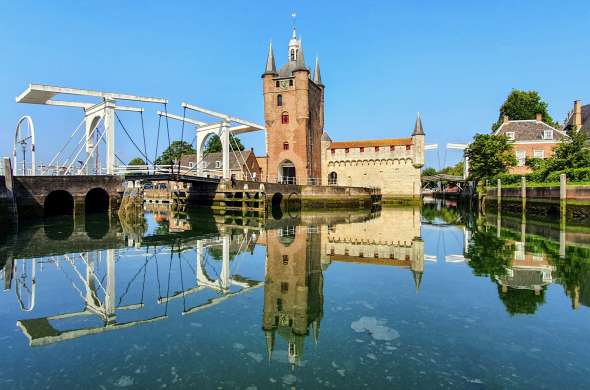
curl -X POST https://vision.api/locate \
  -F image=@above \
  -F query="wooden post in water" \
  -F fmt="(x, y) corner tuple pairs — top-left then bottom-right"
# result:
(497, 178), (502, 210)
(560, 173), (567, 257)
(521, 176), (527, 213)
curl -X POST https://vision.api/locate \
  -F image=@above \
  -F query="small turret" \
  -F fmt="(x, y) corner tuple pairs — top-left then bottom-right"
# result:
(313, 56), (323, 86)
(412, 113), (425, 168)
(262, 41), (277, 77)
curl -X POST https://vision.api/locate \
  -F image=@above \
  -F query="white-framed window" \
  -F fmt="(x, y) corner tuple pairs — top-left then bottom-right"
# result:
(215, 161), (221, 169)
(188, 161), (194, 168)
(543, 130), (553, 140)
(516, 150), (526, 166)
(533, 150), (544, 159)
(506, 132), (515, 141)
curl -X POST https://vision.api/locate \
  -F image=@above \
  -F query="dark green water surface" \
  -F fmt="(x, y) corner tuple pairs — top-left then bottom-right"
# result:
(1, 201), (590, 389)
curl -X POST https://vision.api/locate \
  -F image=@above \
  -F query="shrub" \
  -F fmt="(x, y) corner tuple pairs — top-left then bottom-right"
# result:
(546, 167), (590, 183)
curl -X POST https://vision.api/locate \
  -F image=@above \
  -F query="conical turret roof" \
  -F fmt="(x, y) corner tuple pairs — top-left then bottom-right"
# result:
(412, 113), (425, 136)
(262, 41), (277, 76)
(313, 56), (323, 86)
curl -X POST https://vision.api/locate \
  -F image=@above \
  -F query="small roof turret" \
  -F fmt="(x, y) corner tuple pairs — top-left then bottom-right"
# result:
(412, 113), (425, 136)
(313, 56), (323, 86)
(262, 41), (277, 76)
(294, 42), (307, 72)
(321, 131), (332, 142)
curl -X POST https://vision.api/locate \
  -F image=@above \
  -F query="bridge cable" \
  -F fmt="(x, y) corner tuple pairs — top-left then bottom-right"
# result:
(163, 250), (173, 315)
(140, 111), (148, 164)
(154, 114), (162, 167)
(42, 117), (85, 175)
(115, 112), (153, 165)
(178, 252), (187, 312)
(164, 103), (171, 150)
(178, 105), (187, 174)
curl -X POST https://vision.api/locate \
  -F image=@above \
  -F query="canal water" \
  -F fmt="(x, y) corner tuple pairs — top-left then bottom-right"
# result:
(1, 202), (590, 389)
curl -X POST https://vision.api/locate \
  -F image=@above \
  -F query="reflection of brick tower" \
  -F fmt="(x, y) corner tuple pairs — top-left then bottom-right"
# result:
(261, 27), (324, 184)
(262, 226), (323, 366)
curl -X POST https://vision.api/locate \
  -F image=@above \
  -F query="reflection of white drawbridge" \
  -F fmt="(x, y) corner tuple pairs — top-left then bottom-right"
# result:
(12, 231), (262, 347)
(158, 233), (261, 316)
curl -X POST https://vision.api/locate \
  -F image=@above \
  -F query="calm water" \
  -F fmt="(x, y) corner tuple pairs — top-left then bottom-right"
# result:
(1, 202), (590, 389)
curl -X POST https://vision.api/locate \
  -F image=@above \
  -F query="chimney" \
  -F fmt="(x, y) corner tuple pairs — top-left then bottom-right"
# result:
(503, 115), (509, 124)
(574, 100), (582, 130)
(535, 113), (542, 122)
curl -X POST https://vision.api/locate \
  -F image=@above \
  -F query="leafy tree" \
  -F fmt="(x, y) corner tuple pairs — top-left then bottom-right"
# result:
(128, 157), (146, 166)
(465, 134), (517, 187)
(204, 134), (245, 154)
(439, 161), (465, 177)
(155, 140), (195, 165)
(491, 89), (557, 131)
(529, 131), (590, 181)
(422, 167), (437, 177)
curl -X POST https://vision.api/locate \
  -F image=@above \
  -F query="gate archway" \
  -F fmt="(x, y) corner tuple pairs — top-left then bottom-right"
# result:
(44, 190), (74, 217)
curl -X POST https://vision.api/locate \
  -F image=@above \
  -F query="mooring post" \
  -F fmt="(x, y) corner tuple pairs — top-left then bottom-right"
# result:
(560, 173), (567, 257)
(497, 178), (502, 210)
(560, 173), (567, 221)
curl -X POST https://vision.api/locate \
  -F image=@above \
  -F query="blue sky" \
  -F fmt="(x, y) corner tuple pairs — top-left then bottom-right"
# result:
(1, 0), (588, 169)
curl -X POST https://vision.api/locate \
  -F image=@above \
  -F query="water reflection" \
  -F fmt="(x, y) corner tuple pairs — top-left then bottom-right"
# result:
(2, 202), (590, 387)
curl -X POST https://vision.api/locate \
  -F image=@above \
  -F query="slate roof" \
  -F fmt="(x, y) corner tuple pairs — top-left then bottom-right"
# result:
(180, 151), (255, 171)
(494, 120), (568, 142)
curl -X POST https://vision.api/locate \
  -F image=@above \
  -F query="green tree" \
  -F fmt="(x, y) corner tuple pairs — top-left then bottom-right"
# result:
(439, 160), (465, 177)
(204, 134), (245, 154)
(465, 134), (517, 187)
(467, 226), (513, 279)
(530, 131), (590, 181)
(155, 140), (195, 165)
(128, 157), (146, 166)
(491, 89), (557, 131)
(422, 167), (437, 177)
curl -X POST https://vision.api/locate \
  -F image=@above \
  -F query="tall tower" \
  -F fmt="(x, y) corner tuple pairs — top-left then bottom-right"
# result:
(262, 28), (325, 184)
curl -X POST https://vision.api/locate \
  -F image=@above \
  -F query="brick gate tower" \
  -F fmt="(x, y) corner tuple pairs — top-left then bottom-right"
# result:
(261, 28), (325, 184)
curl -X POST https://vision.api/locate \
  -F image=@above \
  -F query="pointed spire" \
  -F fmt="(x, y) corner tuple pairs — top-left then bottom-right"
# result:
(312, 319), (320, 344)
(313, 56), (323, 86)
(265, 330), (275, 362)
(412, 112), (425, 136)
(412, 270), (423, 292)
(262, 41), (277, 76)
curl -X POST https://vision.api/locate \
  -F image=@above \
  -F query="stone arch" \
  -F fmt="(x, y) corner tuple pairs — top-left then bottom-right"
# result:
(85, 187), (109, 214)
(44, 190), (74, 217)
(278, 159), (296, 184)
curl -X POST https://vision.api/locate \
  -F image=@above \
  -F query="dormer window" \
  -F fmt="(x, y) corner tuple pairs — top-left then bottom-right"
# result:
(543, 130), (553, 140)
(277, 94), (283, 106)
(506, 132), (515, 141)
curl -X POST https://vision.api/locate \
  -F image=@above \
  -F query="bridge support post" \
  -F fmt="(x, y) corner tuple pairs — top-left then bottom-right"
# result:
(221, 122), (230, 180)
(221, 234), (230, 291)
(104, 100), (116, 175)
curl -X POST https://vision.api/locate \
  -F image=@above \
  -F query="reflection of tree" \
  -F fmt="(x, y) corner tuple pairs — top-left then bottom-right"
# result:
(154, 221), (169, 236)
(553, 247), (590, 309)
(467, 227), (513, 279)
(497, 285), (546, 315)
(422, 203), (463, 225)
(208, 246), (237, 262)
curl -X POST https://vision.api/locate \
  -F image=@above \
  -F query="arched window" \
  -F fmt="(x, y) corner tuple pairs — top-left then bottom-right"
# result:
(289, 79), (293, 86)
(283, 142), (289, 150)
(277, 94), (283, 106)
(275, 81), (279, 87)
(290, 49), (295, 61)
(281, 112), (289, 124)
(328, 171), (337, 185)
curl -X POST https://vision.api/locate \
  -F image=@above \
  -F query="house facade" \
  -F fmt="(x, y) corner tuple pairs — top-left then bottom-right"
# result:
(494, 114), (568, 174)
(564, 100), (590, 134)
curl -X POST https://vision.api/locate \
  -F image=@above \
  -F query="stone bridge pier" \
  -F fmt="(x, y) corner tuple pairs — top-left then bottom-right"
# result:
(11, 175), (124, 218)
